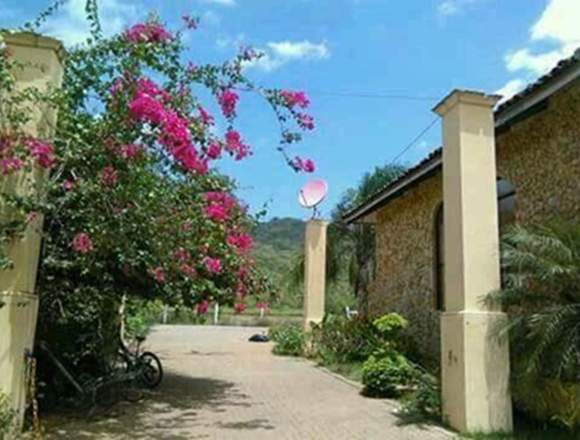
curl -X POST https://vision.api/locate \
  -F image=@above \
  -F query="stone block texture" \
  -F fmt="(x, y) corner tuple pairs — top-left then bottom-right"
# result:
(366, 79), (580, 364)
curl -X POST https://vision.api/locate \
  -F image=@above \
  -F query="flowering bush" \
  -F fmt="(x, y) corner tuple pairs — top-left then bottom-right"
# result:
(0, 5), (317, 379)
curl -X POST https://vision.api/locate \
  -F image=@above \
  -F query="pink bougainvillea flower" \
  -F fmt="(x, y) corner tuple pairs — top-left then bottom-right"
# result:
(152, 266), (166, 283)
(227, 232), (254, 254)
(291, 156), (315, 173)
(256, 301), (268, 311)
(72, 232), (94, 254)
(62, 179), (75, 191)
(124, 22), (173, 44)
(128, 93), (166, 124)
(136, 77), (170, 102)
(101, 166), (118, 188)
(196, 300), (209, 315)
(0, 157), (23, 175)
(297, 113), (315, 131)
(180, 263), (197, 279)
(27, 139), (56, 169)
(204, 204), (229, 222)
(198, 106), (214, 126)
(173, 247), (190, 262)
(205, 142), (222, 160)
(224, 129), (251, 160)
(234, 302), (247, 314)
(280, 90), (310, 109)
(217, 89), (239, 118)
(120, 143), (142, 161)
(159, 110), (192, 150)
(203, 256), (222, 274)
(302, 159), (316, 173)
(238, 266), (249, 281)
(204, 191), (237, 209)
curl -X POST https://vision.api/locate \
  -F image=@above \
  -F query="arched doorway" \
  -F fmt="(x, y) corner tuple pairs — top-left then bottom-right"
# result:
(433, 178), (517, 310)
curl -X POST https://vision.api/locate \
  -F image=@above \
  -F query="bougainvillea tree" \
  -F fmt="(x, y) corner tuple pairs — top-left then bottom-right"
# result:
(0, 6), (315, 368)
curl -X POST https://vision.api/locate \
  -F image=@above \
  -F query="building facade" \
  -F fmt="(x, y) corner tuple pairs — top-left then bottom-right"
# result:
(344, 50), (580, 365)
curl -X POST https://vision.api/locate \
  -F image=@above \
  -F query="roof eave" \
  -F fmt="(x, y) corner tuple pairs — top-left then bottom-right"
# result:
(344, 55), (580, 225)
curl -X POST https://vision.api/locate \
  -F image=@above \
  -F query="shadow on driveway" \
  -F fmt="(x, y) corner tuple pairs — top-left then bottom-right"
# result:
(44, 369), (264, 439)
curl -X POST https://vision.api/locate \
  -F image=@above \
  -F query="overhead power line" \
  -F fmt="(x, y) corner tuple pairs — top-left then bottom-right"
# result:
(308, 90), (439, 102)
(389, 117), (440, 165)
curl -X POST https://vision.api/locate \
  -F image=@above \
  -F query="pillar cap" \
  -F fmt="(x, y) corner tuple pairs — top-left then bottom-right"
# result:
(306, 218), (328, 224)
(1, 31), (66, 63)
(433, 89), (501, 117)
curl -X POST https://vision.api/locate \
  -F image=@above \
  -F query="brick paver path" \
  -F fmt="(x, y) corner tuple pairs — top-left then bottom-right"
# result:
(46, 325), (454, 439)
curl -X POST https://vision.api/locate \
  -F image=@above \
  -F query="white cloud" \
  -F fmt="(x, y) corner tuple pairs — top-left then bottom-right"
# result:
(495, 79), (526, 103)
(497, 0), (580, 101)
(42, 0), (140, 47)
(505, 48), (570, 76)
(245, 40), (330, 72)
(268, 40), (330, 59)
(531, 0), (580, 44)
(437, 0), (479, 16)
(201, 0), (236, 6)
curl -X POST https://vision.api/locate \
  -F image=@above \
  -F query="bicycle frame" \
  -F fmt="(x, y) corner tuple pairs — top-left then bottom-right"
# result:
(37, 341), (85, 395)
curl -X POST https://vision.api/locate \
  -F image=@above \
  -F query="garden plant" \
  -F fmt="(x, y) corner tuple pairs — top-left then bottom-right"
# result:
(491, 221), (580, 431)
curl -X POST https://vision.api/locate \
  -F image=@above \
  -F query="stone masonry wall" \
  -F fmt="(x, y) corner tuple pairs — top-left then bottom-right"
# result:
(367, 79), (580, 366)
(369, 176), (442, 367)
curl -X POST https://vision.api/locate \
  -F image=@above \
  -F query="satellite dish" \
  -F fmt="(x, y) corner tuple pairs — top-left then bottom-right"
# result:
(298, 179), (328, 218)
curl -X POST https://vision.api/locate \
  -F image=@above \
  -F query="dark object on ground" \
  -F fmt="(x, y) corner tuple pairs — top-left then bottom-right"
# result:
(249, 334), (269, 342)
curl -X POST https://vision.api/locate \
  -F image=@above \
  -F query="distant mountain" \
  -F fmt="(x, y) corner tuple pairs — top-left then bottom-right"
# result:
(252, 218), (305, 303)
(253, 217), (305, 252)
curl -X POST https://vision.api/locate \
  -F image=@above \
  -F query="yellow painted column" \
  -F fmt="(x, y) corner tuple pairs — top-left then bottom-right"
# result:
(433, 90), (513, 433)
(0, 32), (64, 427)
(303, 219), (327, 330)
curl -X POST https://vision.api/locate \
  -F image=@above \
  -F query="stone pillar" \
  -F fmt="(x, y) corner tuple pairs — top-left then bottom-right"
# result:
(303, 219), (327, 330)
(0, 32), (64, 427)
(433, 90), (513, 433)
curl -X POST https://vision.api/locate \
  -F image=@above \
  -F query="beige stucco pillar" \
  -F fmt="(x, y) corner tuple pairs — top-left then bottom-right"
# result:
(433, 90), (512, 433)
(303, 219), (327, 330)
(0, 32), (64, 428)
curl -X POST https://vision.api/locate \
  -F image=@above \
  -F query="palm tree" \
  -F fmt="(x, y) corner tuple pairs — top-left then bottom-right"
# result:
(290, 164), (406, 312)
(492, 221), (580, 382)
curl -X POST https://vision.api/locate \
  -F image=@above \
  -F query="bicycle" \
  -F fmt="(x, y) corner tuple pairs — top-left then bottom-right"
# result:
(36, 340), (141, 412)
(117, 334), (163, 389)
(36, 335), (163, 411)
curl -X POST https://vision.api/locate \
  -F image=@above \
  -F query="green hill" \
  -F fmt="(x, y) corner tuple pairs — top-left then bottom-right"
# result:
(254, 217), (305, 251)
(252, 217), (305, 308)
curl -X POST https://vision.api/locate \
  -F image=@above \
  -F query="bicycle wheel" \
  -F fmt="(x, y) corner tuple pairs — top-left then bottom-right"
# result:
(138, 352), (163, 389)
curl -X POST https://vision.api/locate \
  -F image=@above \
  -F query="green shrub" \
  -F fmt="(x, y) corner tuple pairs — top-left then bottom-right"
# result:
(126, 299), (165, 337)
(269, 324), (305, 356)
(373, 313), (408, 340)
(0, 392), (15, 439)
(311, 315), (381, 364)
(362, 349), (415, 398)
(400, 372), (441, 422)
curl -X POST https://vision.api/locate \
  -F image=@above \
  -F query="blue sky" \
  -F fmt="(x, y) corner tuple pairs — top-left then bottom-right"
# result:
(1, 0), (579, 220)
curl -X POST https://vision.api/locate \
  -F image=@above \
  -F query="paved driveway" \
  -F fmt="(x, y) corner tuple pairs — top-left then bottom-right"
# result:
(46, 325), (454, 439)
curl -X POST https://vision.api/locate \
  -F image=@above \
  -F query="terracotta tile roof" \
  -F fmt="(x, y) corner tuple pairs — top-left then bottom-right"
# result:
(343, 48), (580, 224)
